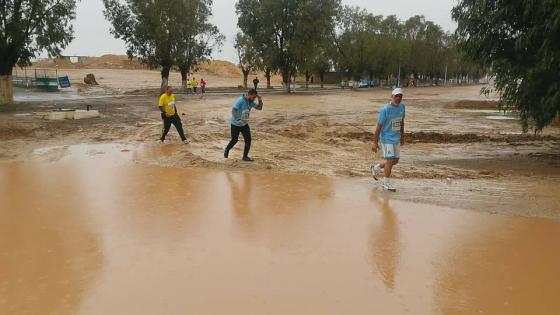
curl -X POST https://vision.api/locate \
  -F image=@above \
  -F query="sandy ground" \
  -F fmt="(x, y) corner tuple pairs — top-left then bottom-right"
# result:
(1, 84), (559, 219)
(56, 68), (284, 94)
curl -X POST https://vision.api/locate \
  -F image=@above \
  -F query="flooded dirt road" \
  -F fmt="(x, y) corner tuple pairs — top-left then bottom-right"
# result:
(1, 148), (559, 315)
(2, 86), (559, 219)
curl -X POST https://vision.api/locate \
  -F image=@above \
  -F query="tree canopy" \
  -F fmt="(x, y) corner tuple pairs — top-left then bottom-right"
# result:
(236, 0), (340, 92)
(333, 7), (480, 85)
(103, 0), (223, 90)
(0, 0), (78, 104)
(453, 0), (560, 132)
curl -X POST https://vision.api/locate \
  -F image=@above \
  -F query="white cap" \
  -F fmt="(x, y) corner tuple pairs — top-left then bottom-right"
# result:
(392, 88), (404, 95)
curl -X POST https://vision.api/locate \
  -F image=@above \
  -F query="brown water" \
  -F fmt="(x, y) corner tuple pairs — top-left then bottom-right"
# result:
(1, 146), (560, 315)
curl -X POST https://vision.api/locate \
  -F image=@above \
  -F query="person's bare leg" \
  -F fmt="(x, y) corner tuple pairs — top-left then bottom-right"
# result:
(384, 160), (394, 178)
(384, 159), (399, 177)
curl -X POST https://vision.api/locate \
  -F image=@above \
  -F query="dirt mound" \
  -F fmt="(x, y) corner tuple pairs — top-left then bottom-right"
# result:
(33, 55), (148, 70)
(84, 73), (99, 85)
(326, 130), (560, 144)
(197, 60), (242, 77)
(32, 55), (242, 76)
(450, 100), (500, 109)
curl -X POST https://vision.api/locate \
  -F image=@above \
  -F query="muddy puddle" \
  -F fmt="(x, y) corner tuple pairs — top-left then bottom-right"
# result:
(14, 90), (112, 102)
(1, 146), (560, 315)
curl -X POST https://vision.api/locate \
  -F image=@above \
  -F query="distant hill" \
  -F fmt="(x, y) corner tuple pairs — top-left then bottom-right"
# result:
(33, 55), (243, 77)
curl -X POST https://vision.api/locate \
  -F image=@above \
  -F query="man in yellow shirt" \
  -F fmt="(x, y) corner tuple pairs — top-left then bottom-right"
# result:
(187, 79), (194, 95)
(159, 86), (188, 144)
(192, 77), (199, 95)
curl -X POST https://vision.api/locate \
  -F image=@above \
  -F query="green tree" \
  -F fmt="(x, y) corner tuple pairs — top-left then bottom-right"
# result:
(173, 0), (224, 90)
(453, 0), (560, 132)
(310, 41), (335, 88)
(0, 0), (78, 105)
(234, 32), (258, 89)
(237, 0), (339, 92)
(334, 6), (380, 81)
(103, 0), (222, 92)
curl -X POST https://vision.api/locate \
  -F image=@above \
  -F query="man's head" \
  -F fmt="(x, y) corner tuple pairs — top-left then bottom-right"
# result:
(391, 88), (403, 105)
(246, 88), (258, 101)
(165, 85), (173, 96)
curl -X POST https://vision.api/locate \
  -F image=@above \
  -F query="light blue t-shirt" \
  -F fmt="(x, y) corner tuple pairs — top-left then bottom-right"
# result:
(377, 102), (406, 144)
(230, 95), (259, 127)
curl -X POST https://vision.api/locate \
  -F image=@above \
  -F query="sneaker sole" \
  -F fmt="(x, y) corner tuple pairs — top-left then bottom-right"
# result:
(382, 184), (397, 192)
(371, 165), (379, 181)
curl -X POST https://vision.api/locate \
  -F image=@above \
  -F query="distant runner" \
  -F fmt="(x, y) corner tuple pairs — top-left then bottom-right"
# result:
(253, 77), (259, 91)
(224, 88), (263, 162)
(371, 88), (406, 192)
(200, 78), (206, 95)
(159, 86), (189, 144)
(192, 77), (199, 95)
(186, 79), (193, 95)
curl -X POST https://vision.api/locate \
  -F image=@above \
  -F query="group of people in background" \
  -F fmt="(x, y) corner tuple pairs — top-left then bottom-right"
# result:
(186, 77), (207, 95)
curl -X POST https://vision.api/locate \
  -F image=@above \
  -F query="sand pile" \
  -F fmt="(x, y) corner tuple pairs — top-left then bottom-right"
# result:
(33, 55), (148, 70)
(32, 55), (244, 75)
(197, 60), (242, 76)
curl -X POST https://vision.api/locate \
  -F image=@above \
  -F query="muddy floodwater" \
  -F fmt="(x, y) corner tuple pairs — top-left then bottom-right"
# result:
(1, 147), (560, 315)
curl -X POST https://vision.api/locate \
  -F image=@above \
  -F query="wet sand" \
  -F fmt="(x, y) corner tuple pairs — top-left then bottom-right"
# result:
(1, 148), (560, 315)
(2, 85), (559, 219)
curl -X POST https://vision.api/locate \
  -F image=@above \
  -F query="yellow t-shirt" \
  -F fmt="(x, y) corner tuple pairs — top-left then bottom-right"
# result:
(192, 79), (199, 86)
(159, 93), (176, 116)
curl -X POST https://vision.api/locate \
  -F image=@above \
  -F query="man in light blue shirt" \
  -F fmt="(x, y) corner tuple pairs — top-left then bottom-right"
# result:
(371, 88), (406, 191)
(224, 88), (263, 161)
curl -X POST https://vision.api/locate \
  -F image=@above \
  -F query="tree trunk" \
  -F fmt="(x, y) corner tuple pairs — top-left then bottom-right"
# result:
(265, 68), (271, 89)
(320, 71), (325, 88)
(305, 70), (310, 88)
(282, 69), (291, 93)
(242, 68), (250, 89)
(0, 75), (13, 105)
(161, 66), (171, 93)
(180, 67), (189, 91)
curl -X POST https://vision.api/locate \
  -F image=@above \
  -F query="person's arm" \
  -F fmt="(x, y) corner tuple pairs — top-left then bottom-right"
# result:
(372, 107), (385, 152)
(400, 105), (406, 145)
(372, 124), (382, 152)
(254, 95), (263, 110)
(158, 95), (168, 115)
(400, 118), (405, 145)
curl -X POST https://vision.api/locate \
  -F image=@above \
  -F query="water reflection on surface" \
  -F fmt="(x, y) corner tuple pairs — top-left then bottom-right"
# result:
(1, 150), (559, 314)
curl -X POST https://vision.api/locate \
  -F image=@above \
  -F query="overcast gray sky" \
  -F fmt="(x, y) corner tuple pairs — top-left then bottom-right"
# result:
(62, 0), (457, 62)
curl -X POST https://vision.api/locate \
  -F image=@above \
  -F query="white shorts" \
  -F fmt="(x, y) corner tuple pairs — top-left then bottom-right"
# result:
(381, 143), (400, 160)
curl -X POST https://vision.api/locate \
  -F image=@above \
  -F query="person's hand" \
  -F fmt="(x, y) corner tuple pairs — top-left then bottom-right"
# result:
(166, 113), (173, 117)
(257, 95), (262, 102)
(372, 142), (379, 153)
(236, 119), (243, 125)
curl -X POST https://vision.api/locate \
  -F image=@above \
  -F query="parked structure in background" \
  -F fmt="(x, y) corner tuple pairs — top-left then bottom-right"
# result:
(12, 68), (62, 92)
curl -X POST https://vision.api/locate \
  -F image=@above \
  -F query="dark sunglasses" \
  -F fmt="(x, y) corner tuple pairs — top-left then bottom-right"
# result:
(394, 94), (403, 97)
